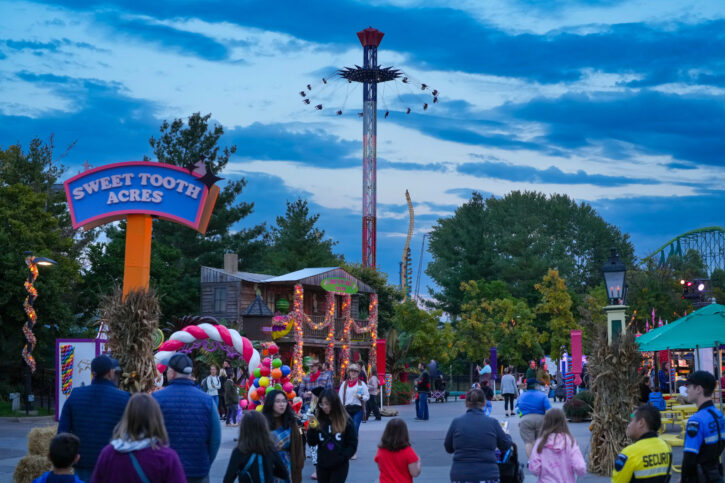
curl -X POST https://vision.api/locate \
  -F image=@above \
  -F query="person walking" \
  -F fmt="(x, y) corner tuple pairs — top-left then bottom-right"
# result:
(338, 363), (369, 444)
(223, 411), (289, 483)
(91, 393), (186, 483)
(375, 418), (421, 483)
(527, 408), (586, 483)
(611, 405), (672, 482)
(415, 363), (430, 421)
(153, 353), (221, 483)
(299, 358), (333, 410)
(681, 370), (725, 482)
(224, 374), (240, 426)
(501, 367), (518, 417)
(517, 378), (552, 458)
(366, 370), (382, 422)
(444, 388), (512, 483)
(262, 390), (304, 483)
(57, 355), (129, 481)
(204, 365), (222, 408)
(219, 368), (228, 420)
(307, 389), (357, 483)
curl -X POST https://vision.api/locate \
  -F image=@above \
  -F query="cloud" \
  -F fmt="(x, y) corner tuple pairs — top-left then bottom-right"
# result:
(457, 160), (660, 186)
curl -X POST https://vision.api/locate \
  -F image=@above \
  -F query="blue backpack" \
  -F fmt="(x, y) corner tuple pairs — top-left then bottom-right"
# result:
(648, 391), (666, 411)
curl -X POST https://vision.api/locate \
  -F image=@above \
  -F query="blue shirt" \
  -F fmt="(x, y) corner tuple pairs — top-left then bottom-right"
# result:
(516, 389), (551, 416)
(684, 401), (725, 455)
(479, 365), (492, 375)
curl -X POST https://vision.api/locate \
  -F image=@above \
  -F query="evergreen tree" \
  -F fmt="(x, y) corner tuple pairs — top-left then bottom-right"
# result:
(266, 198), (342, 273)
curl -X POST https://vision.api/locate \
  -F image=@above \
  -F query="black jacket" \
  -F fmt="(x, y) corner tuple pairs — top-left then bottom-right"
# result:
(223, 447), (288, 483)
(307, 418), (357, 469)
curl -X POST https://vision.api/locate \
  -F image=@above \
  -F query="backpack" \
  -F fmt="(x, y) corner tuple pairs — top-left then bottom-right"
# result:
(238, 453), (265, 483)
(498, 443), (524, 483)
(201, 376), (209, 393)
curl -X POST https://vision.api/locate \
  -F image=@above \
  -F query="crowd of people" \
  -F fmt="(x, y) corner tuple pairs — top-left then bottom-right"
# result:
(33, 351), (725, 483)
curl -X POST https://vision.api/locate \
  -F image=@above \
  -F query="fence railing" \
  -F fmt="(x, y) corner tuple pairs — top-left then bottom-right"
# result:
(303, 316), (372, 342)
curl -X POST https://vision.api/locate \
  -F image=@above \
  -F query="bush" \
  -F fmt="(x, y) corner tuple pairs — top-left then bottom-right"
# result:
(564, 390), (594, 420)
(389, 381), (414, 405)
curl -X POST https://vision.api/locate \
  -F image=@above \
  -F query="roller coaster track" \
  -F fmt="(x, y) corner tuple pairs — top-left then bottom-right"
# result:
(401, 190), (414, 301)
(644, 226), (725, 274)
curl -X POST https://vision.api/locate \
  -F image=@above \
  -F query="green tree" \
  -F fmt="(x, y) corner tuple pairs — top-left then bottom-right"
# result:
(535, 269), (579, 359)
(82, 113), (267, 322)
(426, 191), (633, 316)
(390, 300), (454, 365)
(266, 199), (342, 273)
(342, 263), (402, 334)
(576, 284), (607, 355)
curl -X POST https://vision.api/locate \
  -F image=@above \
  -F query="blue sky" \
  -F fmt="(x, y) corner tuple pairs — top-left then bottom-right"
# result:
(1, 0), (724, 294)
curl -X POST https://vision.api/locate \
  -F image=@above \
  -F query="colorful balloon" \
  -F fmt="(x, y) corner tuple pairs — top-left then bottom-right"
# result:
(268, 343), (279, 355)
(271, 368), (283, 379)
(283, 382), (294, 393)
(253, 368), (261, 378)
(253, 378), (260, 388)
(249, 389), (259, 401)
(260, 366), (271, 377)
(259, 376), (270, 387)
(281, 365), (291, 377)
(272, 358), (283, 369)
(286, 390), (296, 400)
(257, 386), (266, 397)
(262, 357), (272, 368)
(274, 383), (283, 391)
(240, 399), (249, 409)
(256, 405), (263, 412)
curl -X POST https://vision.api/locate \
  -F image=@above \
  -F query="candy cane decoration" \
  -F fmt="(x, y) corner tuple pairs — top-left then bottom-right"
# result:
(155, 323), (260, 376)
(60, 344), (74, 396)
(22, 256), (40, 372)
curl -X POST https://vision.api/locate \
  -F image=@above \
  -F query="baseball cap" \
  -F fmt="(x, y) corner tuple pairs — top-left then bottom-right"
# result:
(168, 353), (193, 375)
(91, 355), (121, 377)
(686, 370), (716, 393)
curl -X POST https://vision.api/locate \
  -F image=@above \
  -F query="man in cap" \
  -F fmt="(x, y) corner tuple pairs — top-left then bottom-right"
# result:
(58, 354), (129, 481)
(299, 357), (333, 407)
(681, 370), (725, 482)
(612, 404), (672, 482)
(153, 353), (221, 483)
(516, 378), (551, 458)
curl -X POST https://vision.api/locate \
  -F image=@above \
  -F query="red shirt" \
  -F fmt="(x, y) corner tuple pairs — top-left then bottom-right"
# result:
(374, 446), (419, 483)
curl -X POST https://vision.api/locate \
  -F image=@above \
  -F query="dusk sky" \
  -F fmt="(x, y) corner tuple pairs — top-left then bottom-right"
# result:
(2, 0), (724, 293)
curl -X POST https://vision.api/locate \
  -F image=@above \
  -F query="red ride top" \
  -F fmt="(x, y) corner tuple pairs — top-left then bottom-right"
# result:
(375, 446), (419, 483)
(357, 27), (384, 47)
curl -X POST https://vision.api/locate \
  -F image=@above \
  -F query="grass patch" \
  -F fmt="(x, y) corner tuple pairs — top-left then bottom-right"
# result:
(0, 400), (54, 417)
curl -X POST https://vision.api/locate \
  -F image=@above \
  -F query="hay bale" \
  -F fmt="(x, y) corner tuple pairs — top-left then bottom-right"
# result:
(13, 454), (50, 483)
(27, 425), (57, 456)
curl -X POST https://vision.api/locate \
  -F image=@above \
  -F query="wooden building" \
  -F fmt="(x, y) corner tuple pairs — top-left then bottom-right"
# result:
(200, 254), (376, 362)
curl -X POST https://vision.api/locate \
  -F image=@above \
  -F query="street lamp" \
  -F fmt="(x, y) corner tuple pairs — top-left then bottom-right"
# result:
(602, 247), (627, 344)
(22, 251), (56, 414)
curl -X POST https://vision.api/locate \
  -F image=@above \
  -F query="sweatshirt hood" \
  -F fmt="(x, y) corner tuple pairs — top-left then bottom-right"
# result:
(543, 433), (570, 452)
(111, 437), (156, 453)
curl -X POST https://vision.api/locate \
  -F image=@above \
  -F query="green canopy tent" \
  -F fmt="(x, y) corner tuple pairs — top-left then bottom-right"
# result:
(637, 304), (725, 352)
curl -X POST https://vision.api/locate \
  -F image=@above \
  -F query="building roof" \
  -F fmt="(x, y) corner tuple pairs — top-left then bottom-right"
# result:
(242, 294), (275, 317)
(263, 267), (339, 283)
(201, 266), (274, 283)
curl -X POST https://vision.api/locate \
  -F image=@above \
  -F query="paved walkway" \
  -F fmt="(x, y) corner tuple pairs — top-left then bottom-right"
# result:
(1, 398), (685, 482)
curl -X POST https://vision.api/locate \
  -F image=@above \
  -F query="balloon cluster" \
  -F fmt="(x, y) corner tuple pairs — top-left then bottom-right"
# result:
(246, 342), (295, 412)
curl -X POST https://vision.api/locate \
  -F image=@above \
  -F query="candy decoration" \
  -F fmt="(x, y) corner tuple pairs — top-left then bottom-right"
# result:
(22, 255), (40, 372)
(154, 323), (260, 377)
(60, 344), (74, 396)
(385, 373), (392, 399)
(291, 284), (305, 382)
(152, 328), (165, 350)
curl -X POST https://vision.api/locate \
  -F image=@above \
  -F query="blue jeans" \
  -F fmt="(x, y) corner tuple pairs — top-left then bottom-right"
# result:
(351, 407), (363, 434)
(417, 392), (429, 420)
(211, 395), (219, 407)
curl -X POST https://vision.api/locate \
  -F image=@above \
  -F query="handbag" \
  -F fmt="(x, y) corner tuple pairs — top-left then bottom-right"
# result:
(345, 404), (362, 415)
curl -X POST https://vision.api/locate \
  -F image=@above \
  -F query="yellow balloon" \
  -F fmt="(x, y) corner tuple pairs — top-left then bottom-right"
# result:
(259, 376), (270, 387)
(256, 405), (264, 412)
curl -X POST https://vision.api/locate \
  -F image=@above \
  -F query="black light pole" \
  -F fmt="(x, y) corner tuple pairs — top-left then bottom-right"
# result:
(22, 251), (56, 414)
(602, 247), (627, 344)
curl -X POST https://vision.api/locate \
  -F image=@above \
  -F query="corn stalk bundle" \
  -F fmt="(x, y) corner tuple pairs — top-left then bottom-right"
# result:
(587, 327), (641, 476)
(101, 287), (161, 393)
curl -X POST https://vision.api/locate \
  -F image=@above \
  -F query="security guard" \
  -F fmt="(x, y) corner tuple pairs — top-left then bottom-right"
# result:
(612, 404), (672, 482)
(682, 370), (725, 482)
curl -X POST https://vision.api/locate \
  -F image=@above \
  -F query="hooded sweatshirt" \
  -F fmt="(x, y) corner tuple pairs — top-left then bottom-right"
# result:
(90, 437), (186, 483)
(528, 433), (587, 483)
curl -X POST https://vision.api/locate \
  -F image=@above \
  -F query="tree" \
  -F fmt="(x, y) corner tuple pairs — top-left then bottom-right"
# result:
(577, 284), (607, 355)
(426, 191), (634, 316)
(390, 300), (454, 365)
(342, 263), (402, 334)
(82, 113), (267, 322)
(266, 198), (342, 273)
(535, 269), (579, 359)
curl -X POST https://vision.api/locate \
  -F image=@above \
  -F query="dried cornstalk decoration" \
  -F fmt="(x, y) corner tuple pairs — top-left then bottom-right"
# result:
(100, 287), (161, 393)
(587, 327), (641, 476)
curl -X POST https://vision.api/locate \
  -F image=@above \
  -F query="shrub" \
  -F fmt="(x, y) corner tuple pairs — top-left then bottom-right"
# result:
(389, 381), (414, 405)
(564, 390), (594, 420)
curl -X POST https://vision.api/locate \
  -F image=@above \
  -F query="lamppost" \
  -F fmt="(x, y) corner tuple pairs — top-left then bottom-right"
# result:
(602, 247), (627, 345)
(22, 251), (56, 414)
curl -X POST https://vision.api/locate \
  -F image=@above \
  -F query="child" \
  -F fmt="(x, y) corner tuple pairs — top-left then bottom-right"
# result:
(307, 389), (357, 483)
(374, 418), (421, 483)
(33, 433), (84, 483)
(223, 411), (289, 483)
(481, 380), (494, 416)
(528, 408), (586, 483)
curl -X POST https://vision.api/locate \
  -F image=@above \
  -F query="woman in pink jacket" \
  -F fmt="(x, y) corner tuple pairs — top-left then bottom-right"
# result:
(528, 408), (587, 482)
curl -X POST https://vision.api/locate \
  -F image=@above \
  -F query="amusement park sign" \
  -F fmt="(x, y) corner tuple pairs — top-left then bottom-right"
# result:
(64, 161), (218, 233)
(321, 277), (359, 294)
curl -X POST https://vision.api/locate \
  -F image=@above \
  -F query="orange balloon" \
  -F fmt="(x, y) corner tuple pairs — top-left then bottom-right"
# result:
(271, 368), (283, 379)
(262, 349), (269, 356)
(250, 389), (259, 401)
(286, 390), (296, 400)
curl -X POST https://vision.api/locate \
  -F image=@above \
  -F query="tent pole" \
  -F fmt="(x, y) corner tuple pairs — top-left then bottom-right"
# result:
(696, 345), (701, 371)
(718, 342), (723, 413)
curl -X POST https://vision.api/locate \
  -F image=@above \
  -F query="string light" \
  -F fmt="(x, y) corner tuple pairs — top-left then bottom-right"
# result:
(22, 255), (41, 372)
(368, 295), (378, 376)
(291, 284), (305, 383)
(340, 295), (352, 380)
(324, 292), (336, 373)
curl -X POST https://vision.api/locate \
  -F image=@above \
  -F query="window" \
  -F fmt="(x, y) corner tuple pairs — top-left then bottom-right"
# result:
(214, 287), (226, 313)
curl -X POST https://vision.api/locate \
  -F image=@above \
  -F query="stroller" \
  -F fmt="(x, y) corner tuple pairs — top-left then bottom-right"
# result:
(431, 375), (449, 402)
(498, 442), (525, 483)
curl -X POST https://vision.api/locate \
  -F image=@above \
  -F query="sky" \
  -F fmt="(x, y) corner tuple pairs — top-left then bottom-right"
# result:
(1, 0), (724, 295)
